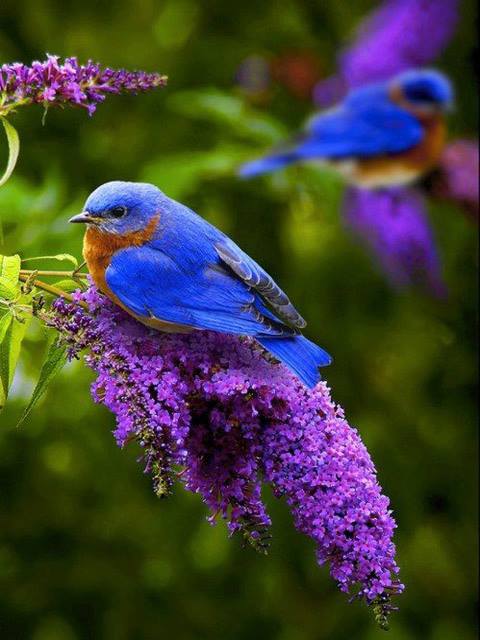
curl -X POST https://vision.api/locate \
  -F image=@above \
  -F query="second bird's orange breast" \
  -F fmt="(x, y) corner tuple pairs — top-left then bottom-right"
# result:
(352, 114), (446, 187)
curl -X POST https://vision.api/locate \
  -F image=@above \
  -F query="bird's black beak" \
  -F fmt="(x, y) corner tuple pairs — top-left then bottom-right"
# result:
(69, 211), (99, 224)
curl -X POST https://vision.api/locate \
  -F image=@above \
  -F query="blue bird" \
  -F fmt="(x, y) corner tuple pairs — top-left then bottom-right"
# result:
(69, 181), (332, 387)
(240, 69), (453, 188)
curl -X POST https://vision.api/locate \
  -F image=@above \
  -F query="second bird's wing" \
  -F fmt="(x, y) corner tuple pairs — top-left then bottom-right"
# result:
(105, 243), (299, 337)
(297, 100), (424, 159)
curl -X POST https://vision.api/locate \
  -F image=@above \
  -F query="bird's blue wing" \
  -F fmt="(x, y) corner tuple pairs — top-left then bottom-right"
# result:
(297, 99), (423, 159)
(105, 244), (297, 337)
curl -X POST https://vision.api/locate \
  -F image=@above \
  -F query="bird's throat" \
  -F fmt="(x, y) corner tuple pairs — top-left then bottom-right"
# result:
(82, 214), (160, 298)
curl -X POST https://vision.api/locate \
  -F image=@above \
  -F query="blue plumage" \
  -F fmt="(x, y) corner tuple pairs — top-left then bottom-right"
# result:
(72, 181), (332, 387)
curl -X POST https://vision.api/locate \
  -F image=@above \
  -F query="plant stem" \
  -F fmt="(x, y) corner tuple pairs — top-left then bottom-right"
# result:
(18, 274), (88, 309)
(19, 269), (89, 278)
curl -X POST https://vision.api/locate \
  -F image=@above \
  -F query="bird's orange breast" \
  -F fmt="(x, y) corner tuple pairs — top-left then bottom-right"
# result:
(82, 215), (191, 333)
(345, 114), (446, 188)
(83, 214), (160, 299)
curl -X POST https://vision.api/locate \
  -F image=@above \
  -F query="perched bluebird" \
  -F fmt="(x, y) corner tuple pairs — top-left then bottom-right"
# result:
(69, 181), (331, 387)
(240, 69), (453, 188)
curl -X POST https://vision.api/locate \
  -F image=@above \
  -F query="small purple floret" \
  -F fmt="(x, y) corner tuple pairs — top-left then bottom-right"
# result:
(47, 286), (403, 624)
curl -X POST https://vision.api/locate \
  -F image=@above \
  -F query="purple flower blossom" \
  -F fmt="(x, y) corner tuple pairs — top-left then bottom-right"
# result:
(46, 285), (403, 627)
(433, 140), (479, 219)
(0, 54), (167, 117)
(343, 187), (446, 296)
(314, 0), (459, 107)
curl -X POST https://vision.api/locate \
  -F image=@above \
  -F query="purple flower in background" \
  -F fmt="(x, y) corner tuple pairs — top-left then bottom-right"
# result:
(431, 140), (479, 220)
(314, 0), (459, 107)
(47, 286), (403, 628)
(344, 187), (446, 295)
(0, 54), (167, 117)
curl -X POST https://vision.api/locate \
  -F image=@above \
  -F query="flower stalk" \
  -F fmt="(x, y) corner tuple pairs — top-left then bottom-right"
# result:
(18, 274), (88, 308)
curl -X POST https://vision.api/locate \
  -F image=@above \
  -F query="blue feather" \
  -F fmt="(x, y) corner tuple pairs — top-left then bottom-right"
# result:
(239, 152), (298, 178)
(258, 335), (332, 388)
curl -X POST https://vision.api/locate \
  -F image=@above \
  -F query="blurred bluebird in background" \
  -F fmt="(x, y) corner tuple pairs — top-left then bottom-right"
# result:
(238, 0), (465, 296)
(306, 0), (469, 295)
(240, 69), (453, 189)
(69, 181), (332, 388)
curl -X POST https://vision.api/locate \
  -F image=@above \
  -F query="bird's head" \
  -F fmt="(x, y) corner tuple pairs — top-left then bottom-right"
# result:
(391, 69), (454, 115)
(69, 181), (164, 234)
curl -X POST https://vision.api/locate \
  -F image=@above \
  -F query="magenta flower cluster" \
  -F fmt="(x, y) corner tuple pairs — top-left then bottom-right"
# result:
(47, 286), (403, 627)
(0, 54), (167, 116)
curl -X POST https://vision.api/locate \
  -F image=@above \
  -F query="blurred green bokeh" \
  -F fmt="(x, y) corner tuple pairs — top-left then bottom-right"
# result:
(0, 1), (477, 639)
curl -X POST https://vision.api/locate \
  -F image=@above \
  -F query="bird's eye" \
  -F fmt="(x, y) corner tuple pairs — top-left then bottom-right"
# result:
(110, 206), (127, 218)
(406, 87), (435, 103)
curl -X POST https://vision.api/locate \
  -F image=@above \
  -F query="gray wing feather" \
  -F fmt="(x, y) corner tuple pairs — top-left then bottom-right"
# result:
(215, 240), (307, 330)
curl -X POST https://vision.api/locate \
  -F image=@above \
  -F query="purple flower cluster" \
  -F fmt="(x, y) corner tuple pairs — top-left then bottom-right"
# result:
(344, 187), (446, 296)
(0, 54), (167, 116)
(434, 140), (479, 219)
(314, 0), (459, 106)
(47, 285), (403, 626)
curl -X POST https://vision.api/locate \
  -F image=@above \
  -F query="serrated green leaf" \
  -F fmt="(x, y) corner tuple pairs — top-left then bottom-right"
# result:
(0, 117), (20, 187)
(21, 254), (79, 268)
(17, 336), (67, 426)
(0, 313), (31, 410)
(0, 253), (21, 283)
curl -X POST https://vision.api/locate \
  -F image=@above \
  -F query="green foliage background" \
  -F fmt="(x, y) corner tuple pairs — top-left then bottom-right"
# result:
(0, 1), (477, 638)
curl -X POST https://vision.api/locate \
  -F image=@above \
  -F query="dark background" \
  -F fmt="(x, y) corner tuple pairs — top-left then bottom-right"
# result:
(0, 1), (478, 638)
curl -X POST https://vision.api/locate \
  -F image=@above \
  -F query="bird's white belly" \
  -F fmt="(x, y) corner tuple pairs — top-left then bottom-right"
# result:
(332, 159), (420, 188)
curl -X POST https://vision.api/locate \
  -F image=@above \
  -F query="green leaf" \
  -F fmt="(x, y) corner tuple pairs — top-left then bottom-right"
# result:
(52, 279), (84, 293)
(168, 89), (287, 144)
(17, 336), (68, 426)
(0, 275), (17, 300)
(0, 312), (12, 343)
(0, 254), (22, 300)
(21, 254), (79, 268)
(0, 253), (21, 283)
(0, 313), (13, 409)
(142, 145), (250, 200)
(0, 313), (31, 410)
(0, 117), (20, 187)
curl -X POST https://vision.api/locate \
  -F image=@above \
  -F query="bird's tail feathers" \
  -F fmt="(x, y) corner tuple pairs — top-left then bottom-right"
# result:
(257, 334), (332, 388)
(239, 152), (298, 178)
